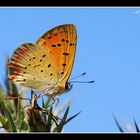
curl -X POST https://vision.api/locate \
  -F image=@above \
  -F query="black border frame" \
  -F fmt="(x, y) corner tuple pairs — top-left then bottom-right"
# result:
(0, 0), (140, 6)
(0, 0), (140, 138)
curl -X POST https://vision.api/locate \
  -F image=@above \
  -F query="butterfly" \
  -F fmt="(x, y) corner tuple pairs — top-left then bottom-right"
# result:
(7, 24), (77, 97)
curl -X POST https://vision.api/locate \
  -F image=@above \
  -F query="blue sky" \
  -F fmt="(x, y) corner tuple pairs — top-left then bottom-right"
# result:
(0, 7), (140, 132)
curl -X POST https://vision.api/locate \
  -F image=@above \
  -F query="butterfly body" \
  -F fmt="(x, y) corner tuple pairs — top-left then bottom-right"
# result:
(7, 24), (77, 97)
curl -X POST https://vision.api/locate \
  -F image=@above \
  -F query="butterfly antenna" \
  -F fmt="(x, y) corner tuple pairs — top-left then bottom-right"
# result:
(70, 72), (86, 81)
(70, 80), (95, 83)
(69, 72), (94, 83)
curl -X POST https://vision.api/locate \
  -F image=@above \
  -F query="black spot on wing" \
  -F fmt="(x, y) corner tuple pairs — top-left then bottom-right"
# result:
(61, 72), (64, 75)
(66, 40), (69, 43)
(51, 44), (56, 47)
(62, 63), (66, 67)
(42, 55), (46, 58)
(61, 39), (65, 42)
(48, 36), (52, 39)
(63, 52), (69, 56)
(48, 64), (51, 68)
(57, 43), (61, 47)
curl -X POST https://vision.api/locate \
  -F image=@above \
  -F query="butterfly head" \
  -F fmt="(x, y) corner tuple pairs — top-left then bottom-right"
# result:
(65, 82), (73, 91)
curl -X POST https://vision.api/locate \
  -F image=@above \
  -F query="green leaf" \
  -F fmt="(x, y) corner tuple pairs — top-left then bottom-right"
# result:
(42, 97), (45, 108)
(47, 105), (53, 132)
(133, 117), (140, 132)
(64, 111), (81, 125)
(41, 97), (47, 123)
(12, 83), (19, 111)
(0, 114), (8, 128)
(113, 114), (123, 132)
(0, 84), (4, 96)
(17, 97), (22, 131)
(0, 99), (5, 116)
(0, 100), (17, 132)
(57, 103), (70, 132)
(19, 120), (28, 132)
(45, 98), (51, 109)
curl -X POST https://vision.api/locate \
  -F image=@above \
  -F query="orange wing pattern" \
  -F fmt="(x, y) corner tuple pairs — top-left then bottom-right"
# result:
(7, 24), (77, 96)
(7, 43), (59, 90)
(35, 24), (77, 87)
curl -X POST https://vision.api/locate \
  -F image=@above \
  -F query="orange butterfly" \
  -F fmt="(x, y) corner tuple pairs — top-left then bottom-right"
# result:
(7, 24), (77, 97)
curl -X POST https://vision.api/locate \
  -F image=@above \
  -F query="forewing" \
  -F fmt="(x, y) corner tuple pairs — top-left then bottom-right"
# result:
(35, 24), (77, 87)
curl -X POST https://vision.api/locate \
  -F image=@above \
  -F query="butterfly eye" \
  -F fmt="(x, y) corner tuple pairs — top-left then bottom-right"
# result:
(65, 82), (73, 91)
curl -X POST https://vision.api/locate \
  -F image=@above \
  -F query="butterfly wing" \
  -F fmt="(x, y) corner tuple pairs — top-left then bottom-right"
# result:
(35, 24), (77, 88)
(8, 24), (77, 96)
(7, 43), (60, 92)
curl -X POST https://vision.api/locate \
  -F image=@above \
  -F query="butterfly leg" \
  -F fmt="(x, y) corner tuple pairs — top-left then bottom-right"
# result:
(52, 96), (59, 107)
(29, 94), (61, 121)
(4, 96), (30, 100)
